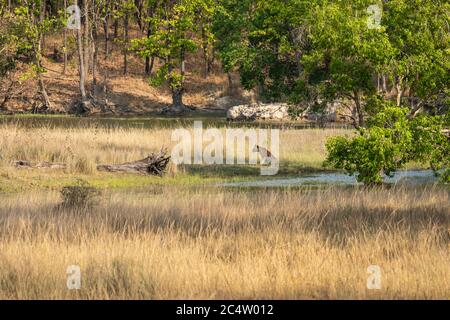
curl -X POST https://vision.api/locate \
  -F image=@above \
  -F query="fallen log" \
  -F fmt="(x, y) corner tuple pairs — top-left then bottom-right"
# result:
(15, 160), (67, 170)
(13, 149), (171, 176)
(97, 149), (171, 176)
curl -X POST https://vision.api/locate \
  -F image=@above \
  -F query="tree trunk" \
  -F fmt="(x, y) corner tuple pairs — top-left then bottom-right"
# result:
(377, 73), (381, 93)
(123, 12), (129, 75)
(172, 89), (184, 109)
(0, 77), (14, 111)
(76, 12), (87, 101)
(145, 56), (155, 75)
(353, 92), (364, 128)
(37, 76), (52, 110)
(135, 0), (144, 31)
(168, 55), (187, 113)
(144, 3), (157, 75)
(181, 49), (186, 78)
(104, 11), (109, 58)
(103, 6), (110, 104)
(201, 26), (209, 78)
(35, 55), (52, 111)
(63, 0), (68, 75)
(396, 76), (404, 107)
(113, 17), (119, 39)
(35, 37), (52, 111)
(173, 49), (186, 111)
(92, 15), (98, 91)
(28, 2), (51, 112)
(227, 72), (233, 95)
(83, 0), (90, 74)
(144, 21), (154, 75)
(208, 47), (215, 74)
(40, 0), (46, 51)
(381, 73), (387, 93)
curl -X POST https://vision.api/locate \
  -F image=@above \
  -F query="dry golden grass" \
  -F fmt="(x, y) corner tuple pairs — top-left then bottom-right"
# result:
(0, 186), (448, 299)
(0, 123), (349, 173)
(1, 123), (447, 299)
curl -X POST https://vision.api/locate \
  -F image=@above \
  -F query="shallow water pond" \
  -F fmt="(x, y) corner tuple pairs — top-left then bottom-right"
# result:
(218, 170), (439, 188)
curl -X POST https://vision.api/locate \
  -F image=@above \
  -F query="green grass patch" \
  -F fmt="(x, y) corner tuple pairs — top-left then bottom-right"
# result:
(0, 165), (274, 193)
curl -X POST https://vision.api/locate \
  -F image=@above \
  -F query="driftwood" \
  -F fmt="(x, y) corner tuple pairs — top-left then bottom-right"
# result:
(14, 149), (171, 176)
(97, 149), (171, 176)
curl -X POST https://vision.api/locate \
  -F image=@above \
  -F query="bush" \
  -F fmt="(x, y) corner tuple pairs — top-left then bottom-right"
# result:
(325, 107), (449, 184)
(410, 115), (450, 183)
(60, 181), (100, 209)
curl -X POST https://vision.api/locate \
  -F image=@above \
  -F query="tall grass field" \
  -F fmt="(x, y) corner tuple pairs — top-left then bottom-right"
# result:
(0, 119), (448, 299)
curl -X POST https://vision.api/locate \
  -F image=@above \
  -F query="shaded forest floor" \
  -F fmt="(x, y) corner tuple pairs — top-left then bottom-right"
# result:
(0, 32), (250, 114)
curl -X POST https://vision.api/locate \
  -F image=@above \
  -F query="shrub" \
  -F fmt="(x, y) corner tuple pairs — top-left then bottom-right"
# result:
(410, 114), (450, 183)
(325, 107), (448, 184)
(60, 181), (100, 209)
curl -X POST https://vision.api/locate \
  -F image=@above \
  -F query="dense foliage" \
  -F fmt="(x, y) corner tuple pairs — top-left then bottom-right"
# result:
(325, 106), (449, 184)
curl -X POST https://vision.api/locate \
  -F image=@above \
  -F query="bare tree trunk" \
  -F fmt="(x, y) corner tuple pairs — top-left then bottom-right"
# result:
(382, 73), (387, 93)
(144, 3), (156, 75)
(135, 0), (144, 32)
(145, 56), (155, 75)
(208, 47), (215, 74)
(76, 10), (87, 101)
(113, 17), (119, 39)
(92, 11), (98, 91)
(35, 49), (52, 110)
(145, 57), (151, 75)
(37, 77), (52, 109)
(83, 0), (90, 74)
(377, 73), (381, 93)
(123, 11), (129, 75)
(145, 22), (154, 75)
(63, 0), (68, 75)
(103, 17), (110, 57)
(179, 49), (186, 103)
(40, 0), (46, 51)
(103, 5), (110, 104)
(201, 26), (209, 78)
(353, 91), (364, 128)
(396, 76), (404, 107)
(227, 72), (233, 95)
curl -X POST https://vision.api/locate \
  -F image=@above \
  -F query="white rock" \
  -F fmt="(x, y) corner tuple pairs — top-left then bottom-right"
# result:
(227, 103), (290, 121)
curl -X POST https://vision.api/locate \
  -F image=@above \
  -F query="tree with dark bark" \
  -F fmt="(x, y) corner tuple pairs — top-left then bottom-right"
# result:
(131, 0), (215, 113)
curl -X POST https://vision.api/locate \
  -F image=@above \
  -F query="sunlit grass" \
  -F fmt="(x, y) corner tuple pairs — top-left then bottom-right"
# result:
(0, 186), (448, 299)
(0, 123), (350, 192)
